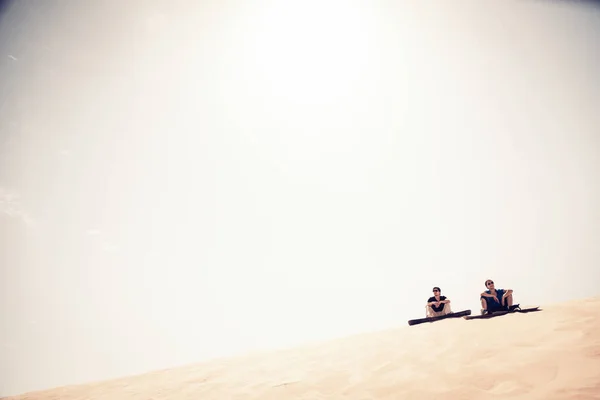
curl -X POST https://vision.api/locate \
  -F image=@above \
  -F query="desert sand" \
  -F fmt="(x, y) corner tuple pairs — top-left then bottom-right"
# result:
(4, 296), (600, 400)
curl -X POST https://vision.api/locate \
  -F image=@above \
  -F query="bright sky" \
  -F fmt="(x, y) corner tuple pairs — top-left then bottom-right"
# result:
(1, 0), (599, 396)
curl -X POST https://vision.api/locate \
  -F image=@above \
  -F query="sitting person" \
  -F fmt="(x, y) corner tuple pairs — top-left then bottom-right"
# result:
(480, 279), (519, 314)
(426, 286), (452, 317)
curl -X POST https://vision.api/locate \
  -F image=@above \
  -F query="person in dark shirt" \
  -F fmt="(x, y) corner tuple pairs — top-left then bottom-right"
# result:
(426, 286), (452, 317)
(480, 279), (516, 314)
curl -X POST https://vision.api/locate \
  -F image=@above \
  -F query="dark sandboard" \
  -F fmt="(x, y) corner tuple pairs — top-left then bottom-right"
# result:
(408, 309), (472, 326)
(463, 306), (541, 320)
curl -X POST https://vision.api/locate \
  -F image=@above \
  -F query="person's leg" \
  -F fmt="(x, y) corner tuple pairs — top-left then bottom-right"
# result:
(502, 293), (521, 310)
(442, 303), (452, 315)
(481, 297), (488, 313)
(502, 293), (513, 307)
(426, 306), (444, 318)
(426, 305), (435, 318)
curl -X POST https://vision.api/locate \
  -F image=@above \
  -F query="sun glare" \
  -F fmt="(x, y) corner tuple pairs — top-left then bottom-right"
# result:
(245, 1), (376, 106)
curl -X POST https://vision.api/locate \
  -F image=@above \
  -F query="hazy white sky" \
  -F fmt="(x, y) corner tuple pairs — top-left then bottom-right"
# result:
(1, 0), (599, 396)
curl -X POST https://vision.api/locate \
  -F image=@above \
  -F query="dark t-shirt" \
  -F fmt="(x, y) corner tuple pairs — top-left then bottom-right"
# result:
(427, 296), (447, 312)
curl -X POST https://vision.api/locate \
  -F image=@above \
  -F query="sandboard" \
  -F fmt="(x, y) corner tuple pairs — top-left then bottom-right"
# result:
(408, 309), (471, 326)
(463, 306), (541, 320)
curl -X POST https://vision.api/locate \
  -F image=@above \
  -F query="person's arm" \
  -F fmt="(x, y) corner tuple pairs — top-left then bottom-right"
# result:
(502, 289), (513, 299)
(427, 297), (444, 306)
(481, 292), (499, 302)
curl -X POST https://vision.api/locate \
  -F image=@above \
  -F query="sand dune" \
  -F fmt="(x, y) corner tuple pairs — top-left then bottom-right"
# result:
(4, 297), (600, 400)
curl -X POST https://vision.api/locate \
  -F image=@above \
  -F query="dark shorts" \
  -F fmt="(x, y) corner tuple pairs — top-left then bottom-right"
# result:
(481, 297), (507, 311)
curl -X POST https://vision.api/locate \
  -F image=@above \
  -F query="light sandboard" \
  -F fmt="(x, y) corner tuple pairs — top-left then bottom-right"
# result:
(463, 306), (541, 320)
(408, 309), (472, 326)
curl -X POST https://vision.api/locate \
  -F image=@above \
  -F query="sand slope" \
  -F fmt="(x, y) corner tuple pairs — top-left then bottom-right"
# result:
(4, 297), (600, 400)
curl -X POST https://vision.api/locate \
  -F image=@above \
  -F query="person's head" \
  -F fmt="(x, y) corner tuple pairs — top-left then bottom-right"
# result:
(484, 279), (495, 290)
(432, 286), (441, 295)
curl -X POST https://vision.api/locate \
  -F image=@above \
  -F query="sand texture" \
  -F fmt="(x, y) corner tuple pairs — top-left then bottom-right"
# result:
(4, 297), (600, 400)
